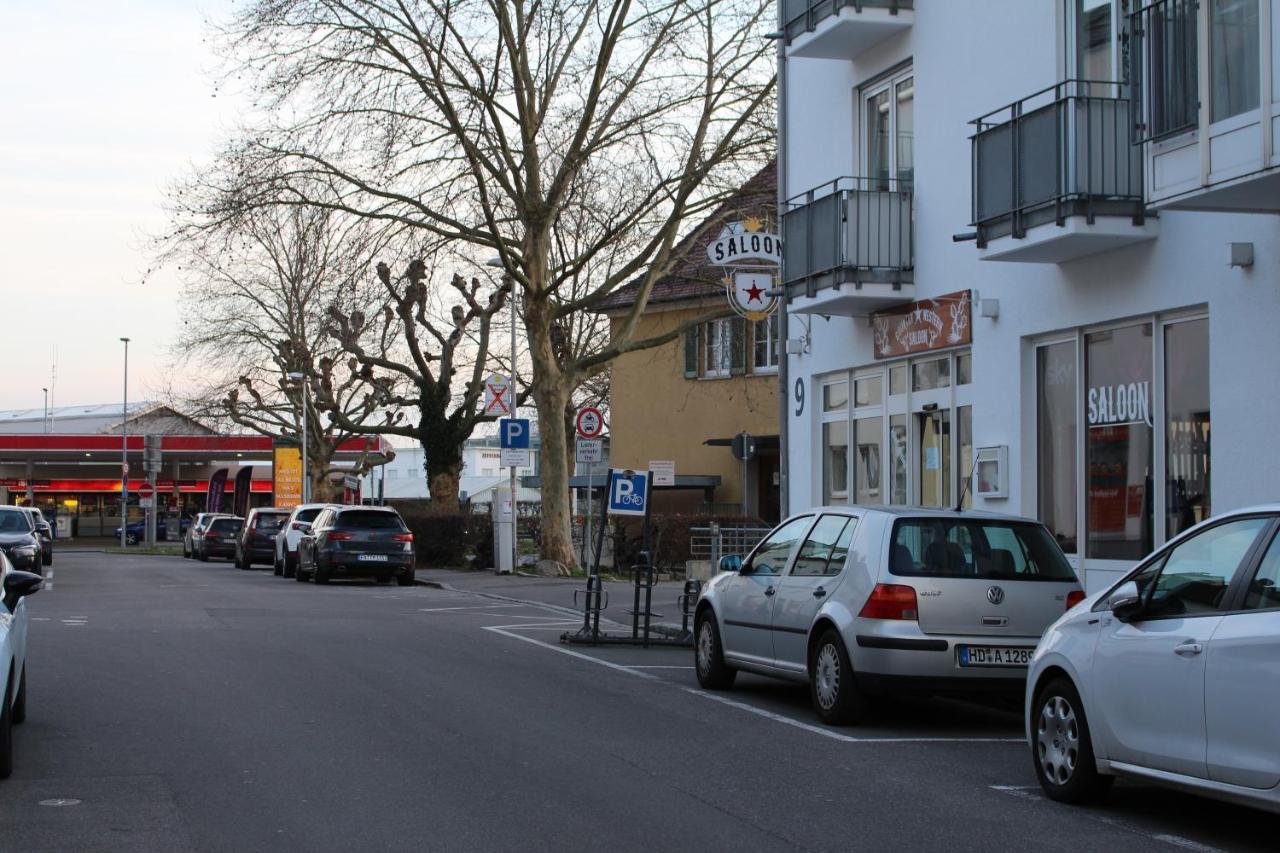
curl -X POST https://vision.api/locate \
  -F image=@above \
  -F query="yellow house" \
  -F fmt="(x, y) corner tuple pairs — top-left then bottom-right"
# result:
(597, 164), (781, 522)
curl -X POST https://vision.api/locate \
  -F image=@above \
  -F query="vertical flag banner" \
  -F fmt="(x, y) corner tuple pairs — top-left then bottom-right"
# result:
(206, 468), (229, 514)
(273, 446), (303, 510)
(233, 467), (254, 518)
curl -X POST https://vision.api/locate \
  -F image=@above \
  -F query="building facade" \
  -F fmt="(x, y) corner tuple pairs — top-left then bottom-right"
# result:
(781, 0), (1280, 591)
(599, 164), (782, 521)
(361, 436), (542, 505)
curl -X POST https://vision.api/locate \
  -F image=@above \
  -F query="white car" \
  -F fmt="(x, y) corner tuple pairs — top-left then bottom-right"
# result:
(0, 550), (42, 778)
(274, 504), (335, 578)
(695, 506), (1082, 725)
(1027, 505), (1280, 813)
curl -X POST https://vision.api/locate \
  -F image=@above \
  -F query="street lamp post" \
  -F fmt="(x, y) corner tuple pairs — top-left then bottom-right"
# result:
(287, 372), (309, 504)
(120, 337), (130, 548)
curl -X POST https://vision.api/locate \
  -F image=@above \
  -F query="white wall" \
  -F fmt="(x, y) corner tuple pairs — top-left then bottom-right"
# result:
(784, 0), (1280, 589)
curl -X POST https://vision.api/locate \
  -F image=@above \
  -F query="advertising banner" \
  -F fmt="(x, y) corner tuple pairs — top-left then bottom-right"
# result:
(273, 446), (303, 511)
(872, 290), (972, 359)
(232, 467), (254, 518)
(206, 468), (229, 514)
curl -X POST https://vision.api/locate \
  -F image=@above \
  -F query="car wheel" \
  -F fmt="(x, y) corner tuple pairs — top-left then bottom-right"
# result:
(12, 667), (26, 726)
(809, 629), (866, 726)
(1032, 677), (1113, 804)
(42, 550), (51, 567)
(198, 547), (209, 562)
(0, 674), (13, 779)
(396, 567), (414, 587)
(284, 553), (298, 579)
(273, 553), (283, 576)
(126, 532), (138, 546)
(238, 549), (252, 570)
(314, 563), (330, 584)
(183, 542), (191, 559)
(694, 611), (736, 690)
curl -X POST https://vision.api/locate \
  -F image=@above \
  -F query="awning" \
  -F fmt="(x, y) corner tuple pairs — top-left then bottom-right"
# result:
(703, 434), (780, 451)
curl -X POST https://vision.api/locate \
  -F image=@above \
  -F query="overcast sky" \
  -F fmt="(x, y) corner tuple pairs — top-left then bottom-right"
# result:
(0, 1), (240, 412)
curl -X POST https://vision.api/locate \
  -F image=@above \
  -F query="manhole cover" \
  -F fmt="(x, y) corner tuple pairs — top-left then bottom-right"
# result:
(39, 799), (81, 807)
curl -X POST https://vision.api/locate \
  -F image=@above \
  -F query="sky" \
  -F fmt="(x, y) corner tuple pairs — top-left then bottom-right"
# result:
(0, 1), (242, 412)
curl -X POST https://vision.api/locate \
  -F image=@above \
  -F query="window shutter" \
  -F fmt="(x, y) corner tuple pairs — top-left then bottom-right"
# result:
(683, 325), (700, 378)
(730, 317), (746, 375)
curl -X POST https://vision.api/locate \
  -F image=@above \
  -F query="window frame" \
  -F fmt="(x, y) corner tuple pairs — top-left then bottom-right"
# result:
(859, 66), (914, 186)
(1239, 522), (1280, 612)
(742, 514), (816, 576)
(752, 312), (780, 374)
(788, 513), (858, 578)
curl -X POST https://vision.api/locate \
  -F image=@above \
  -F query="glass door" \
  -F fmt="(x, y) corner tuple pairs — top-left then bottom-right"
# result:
(863, 69), (914, 189)
(916, 409), (951, 508)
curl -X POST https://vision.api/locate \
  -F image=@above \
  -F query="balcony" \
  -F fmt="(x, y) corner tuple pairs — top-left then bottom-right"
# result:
(1131, 0), (1280, 212)
(970, 80), (1156, 264)
(782, 0), (913, 60)
(782, 176), (914, 316)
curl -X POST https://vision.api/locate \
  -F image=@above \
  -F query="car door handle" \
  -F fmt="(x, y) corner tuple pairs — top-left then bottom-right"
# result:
(1174, 642), (1204, 657)
(813, 587), (827, 599)
(764, 586), (776, 597)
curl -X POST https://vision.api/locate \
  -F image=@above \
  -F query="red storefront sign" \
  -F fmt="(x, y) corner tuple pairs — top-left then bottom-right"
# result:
(872, 290), (972, 359)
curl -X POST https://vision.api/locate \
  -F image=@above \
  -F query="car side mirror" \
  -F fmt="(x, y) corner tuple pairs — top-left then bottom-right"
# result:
(3, 570), (42, 612)
(1106, 580), (1144, 623)
(718, 554), (743, 574)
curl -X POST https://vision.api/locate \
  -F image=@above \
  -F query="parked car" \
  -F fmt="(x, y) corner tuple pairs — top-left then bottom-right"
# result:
(274, 504), (335, 578)
(184, 514), (230, 558)
(0, 508), (43, 575)
(296, 506), (415, 586)
(694, 506), (1083, 725)
(1027, 506), (1280, 814)
(115, 516), (192, 546)
(196, 517), (244, 562)
(20, 508), (52, 567)
(0, 549), (43, 779)
(235, 508), (291, 570)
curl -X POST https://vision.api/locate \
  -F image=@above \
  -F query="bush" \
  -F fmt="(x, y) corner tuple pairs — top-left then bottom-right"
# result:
(612, 513), (766, 571)
(394, 502), (494, 569)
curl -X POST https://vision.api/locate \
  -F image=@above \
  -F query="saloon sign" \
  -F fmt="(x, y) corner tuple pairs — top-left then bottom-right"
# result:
(705, 220), (783, 265)
(707, 218), (781, 322)
(872, 291), (972, 359)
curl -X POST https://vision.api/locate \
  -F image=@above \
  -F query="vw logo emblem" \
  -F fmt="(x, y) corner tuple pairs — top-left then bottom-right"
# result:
(986, 586), (1005, 605)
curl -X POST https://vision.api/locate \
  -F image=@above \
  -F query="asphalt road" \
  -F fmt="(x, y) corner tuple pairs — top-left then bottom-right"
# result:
(2, 553), (1273, 852)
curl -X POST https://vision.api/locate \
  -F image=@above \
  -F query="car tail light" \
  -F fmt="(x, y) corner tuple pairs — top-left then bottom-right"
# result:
(859, 584), (919, 620)
(1066, 590), (1086, 611)
(327, 531), (354, 541)
(392, 532), (413, 542)
(206, 531), (221, 539)
(291, 522), (306, 530)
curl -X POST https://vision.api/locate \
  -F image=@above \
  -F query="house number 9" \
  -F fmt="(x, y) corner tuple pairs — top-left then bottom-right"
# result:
(794, 378), (805, 417)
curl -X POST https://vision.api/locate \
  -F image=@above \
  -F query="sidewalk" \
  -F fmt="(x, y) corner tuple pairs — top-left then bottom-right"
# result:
(413, 567), (697, 636)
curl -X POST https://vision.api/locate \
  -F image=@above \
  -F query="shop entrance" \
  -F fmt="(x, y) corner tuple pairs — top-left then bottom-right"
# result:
(916, 408), (951, 508)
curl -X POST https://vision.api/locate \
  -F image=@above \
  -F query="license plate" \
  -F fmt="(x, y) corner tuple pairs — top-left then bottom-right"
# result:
(357, 554), (389, 562)
(958, 646), (1033, 667)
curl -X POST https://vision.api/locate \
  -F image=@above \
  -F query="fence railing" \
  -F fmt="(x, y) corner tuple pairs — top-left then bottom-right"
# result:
(782, 176), (914, 287)
(689, 525), (774, 567)
(1130, 0), (1198, 143)
(782, 0), (913, 43)
(971, 79), (1143, 242)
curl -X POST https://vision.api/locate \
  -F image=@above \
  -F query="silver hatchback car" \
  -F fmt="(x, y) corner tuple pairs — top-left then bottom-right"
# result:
(694, 506), (1084, 725)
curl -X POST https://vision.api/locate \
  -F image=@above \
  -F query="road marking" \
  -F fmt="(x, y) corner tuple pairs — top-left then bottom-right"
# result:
(628, 665), (695, 670)
(988, 785), (1226, 852)
(485, 623), (1023, 744)
(418, 604), (527, 613)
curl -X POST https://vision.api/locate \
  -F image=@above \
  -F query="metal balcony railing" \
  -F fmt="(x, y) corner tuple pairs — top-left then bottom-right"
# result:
(970, 80), (1145, 246)
(1130, 0), (1198, 143)
(782, 177), (914, 291)
(782, 0), (913, 44)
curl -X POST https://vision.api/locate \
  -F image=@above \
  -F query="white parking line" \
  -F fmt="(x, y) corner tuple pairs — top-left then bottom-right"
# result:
(629, 665), (696, 670)
(418, 604), (528, 612)
(988, 785), (1226, 852)
(485, 623), (1023, 745)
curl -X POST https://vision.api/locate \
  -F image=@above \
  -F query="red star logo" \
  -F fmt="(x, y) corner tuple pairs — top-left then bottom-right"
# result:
(744, 283), (764, 303)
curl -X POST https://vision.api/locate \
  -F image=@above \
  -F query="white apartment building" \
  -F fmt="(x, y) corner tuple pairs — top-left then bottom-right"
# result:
(361, 437), (541, 503)
(780, 0), (1280, 591)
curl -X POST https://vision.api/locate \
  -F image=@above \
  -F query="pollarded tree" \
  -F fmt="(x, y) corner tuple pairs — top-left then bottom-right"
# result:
(211, 0), (776, 564)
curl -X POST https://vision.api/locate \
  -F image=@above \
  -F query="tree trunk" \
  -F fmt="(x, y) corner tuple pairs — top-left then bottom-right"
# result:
(420, 418), (464, 515)
(526, 297), (576, 568)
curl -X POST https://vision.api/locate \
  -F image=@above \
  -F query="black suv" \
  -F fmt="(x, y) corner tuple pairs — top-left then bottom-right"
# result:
(296, 507), (415, 586)
(0, 508), (42, 574)
(197, 517), (244, 562)
(235, 508), (290, 570)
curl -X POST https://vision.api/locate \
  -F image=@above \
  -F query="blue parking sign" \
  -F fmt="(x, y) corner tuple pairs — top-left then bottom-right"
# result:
(607, 469), (650, 517)
(499, 418), (530, 449)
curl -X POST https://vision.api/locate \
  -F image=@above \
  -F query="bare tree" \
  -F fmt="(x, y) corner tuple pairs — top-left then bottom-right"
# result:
(209, 0), (776, 564)
(162, 203), (398, 501)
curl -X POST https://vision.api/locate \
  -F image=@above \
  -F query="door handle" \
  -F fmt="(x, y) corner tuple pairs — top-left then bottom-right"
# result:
(1174, 642), (1203, 657)
(813, 587), (827, 599)
(764, 586), (776, 597)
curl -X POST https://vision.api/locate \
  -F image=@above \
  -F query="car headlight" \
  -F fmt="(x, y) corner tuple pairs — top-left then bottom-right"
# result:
(14, 546), (36, 556)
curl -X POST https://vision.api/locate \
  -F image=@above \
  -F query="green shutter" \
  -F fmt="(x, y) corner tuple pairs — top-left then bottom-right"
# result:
(729, 317), (746, 375)
(683, 325), (700, 378)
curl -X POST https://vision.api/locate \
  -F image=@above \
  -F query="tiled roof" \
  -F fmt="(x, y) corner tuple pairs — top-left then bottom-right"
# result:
(594, 161), (777, 313)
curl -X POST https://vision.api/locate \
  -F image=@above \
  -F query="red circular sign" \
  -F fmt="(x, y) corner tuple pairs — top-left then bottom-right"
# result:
(136, 483), (155, 499)
(575, 407), (604, 439)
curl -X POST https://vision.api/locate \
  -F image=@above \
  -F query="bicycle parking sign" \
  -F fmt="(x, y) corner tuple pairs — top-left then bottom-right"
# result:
(607, 469), (650, 517)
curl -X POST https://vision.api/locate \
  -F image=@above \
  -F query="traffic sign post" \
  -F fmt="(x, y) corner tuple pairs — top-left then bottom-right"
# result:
(575, 406), (604, 439)
(499, 418), (531, 468)
(607, 469), (650, 517)
(484, 374), (512, 417)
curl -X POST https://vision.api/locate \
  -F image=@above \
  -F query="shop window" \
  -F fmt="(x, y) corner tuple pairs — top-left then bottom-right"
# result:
(823, 379), (849, 412)
(957, 353), (972, 386)
(958, 406), (973, 510)
(889, 415), (908, 505)
(889, 365), (907, 396)
(1165, 319), (1210, 539)
(854, 417), (883, 505)
(1086, 324), (1154, 560)
(854, 376), (883, 407)
(753, 313), (779, 372)
(1037, 341), (1078, 553)
(912, 358), (950, 391)
(822, 421), (849, 505)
